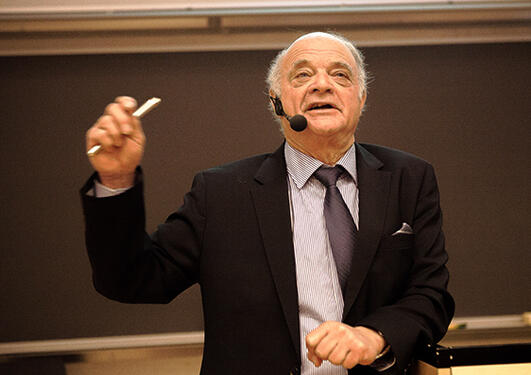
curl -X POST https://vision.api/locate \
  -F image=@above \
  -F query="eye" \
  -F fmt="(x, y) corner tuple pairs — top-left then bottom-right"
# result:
(294, 71), (311, 79)
(333, 71), (349, 79)
(331, 70), (353, 86)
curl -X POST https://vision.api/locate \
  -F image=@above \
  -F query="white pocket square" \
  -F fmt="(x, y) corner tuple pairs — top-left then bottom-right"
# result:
(392, 222), (413, 235)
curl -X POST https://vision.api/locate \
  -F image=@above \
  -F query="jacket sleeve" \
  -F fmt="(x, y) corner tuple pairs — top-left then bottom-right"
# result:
(80, 167), (206, 304)
(357, 163), (455, 372)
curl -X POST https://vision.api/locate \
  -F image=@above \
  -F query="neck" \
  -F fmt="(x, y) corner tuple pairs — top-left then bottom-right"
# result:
(287, 135), (355, 165)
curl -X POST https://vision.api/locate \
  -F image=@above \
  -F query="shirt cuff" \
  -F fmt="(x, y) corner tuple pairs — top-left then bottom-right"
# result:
(91, 180), (132, 198)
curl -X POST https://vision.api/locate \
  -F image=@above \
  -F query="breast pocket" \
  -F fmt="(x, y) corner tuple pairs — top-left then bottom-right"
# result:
(378, 233), (414, 251)
(367, 233), (415, 303)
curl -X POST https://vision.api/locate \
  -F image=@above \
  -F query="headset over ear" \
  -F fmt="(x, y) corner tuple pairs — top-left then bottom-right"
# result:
(268, 96), (308, 132)
(269, 96), (285, 117)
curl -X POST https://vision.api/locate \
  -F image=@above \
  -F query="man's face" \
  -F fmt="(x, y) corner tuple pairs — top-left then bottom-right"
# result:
(278, 36), (366, 148)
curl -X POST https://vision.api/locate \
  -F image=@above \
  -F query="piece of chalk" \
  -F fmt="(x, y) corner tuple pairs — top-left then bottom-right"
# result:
(132, 97), (161, 118)
(87, 97), (161, 157)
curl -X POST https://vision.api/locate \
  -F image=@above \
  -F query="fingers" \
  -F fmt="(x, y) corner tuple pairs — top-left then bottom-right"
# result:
(306, 322), (336, 367)
(306, 321), (330, 349)
(87, 114), (124, 151)
(115, 96), (137, 114)
(342, 349), (361, 369)
(85, 96), (146, 183)
(114, 96), (144, 140)
(306, 351), (322, 368)
(105, 100), (134, 136)
(86, 97), (144, 153)
(305, 322), (385, 369)
(307, 323), (352, 367)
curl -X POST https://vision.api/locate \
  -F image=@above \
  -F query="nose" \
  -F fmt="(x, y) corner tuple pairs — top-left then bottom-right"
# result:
(309, 71), (333, 94)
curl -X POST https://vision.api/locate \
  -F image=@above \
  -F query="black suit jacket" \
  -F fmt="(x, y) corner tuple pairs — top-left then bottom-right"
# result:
(81, 142), (454, 375)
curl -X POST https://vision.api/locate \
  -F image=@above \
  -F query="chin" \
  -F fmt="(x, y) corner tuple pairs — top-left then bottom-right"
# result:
(308, 120), (345, 135)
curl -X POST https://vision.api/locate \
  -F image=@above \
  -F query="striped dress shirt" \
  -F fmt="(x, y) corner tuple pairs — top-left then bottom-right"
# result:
(284, 142), (359, 375)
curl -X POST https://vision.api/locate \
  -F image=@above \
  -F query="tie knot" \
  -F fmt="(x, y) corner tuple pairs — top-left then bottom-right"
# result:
(314, 166), (344, 187)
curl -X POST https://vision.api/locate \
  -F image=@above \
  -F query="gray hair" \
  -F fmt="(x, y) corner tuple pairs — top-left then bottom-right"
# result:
(266, 32), (367, 103)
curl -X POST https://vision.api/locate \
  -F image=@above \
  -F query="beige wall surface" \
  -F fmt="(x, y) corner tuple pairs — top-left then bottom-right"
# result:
(65, 346), (203, 375)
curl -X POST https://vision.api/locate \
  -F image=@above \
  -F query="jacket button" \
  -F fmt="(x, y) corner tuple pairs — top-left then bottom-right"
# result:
(289, 367), (300, 375)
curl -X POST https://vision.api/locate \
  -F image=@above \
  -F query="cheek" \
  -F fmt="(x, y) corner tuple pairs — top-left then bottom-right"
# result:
(344, 98), (363, 116)
(283, 92), (304, 110)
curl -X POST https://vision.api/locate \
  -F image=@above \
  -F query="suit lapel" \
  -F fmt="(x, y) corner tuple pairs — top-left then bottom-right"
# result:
(250, 145), (301, 360)
(343, 143), (391, 319)
(248, 143), (391, 350)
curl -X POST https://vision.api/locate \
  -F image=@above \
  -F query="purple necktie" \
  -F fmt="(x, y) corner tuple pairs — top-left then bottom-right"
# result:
(314, 166), (357, 293)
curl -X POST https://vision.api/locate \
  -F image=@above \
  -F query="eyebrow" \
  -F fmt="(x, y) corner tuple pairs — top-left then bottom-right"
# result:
(332, 61), (355, 77)
(289, 59), (355, 77)
(288, 59), (311, 75)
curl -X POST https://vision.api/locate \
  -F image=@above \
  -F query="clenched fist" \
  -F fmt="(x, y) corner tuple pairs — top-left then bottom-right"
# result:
(86, 96), (145, 188)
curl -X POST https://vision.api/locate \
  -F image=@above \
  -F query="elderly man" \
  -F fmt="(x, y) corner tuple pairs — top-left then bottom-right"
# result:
(81, 32), (454, 375)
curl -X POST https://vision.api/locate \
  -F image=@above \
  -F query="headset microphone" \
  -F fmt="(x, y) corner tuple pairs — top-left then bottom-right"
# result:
(269, 96), (307, 132)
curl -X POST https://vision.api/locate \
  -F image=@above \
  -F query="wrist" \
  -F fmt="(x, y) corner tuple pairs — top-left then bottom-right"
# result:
(374, 330), (388, 357)
(375, 343), (390, 359)
(98, 172), (135, 189)
(372, 330), (396, 371)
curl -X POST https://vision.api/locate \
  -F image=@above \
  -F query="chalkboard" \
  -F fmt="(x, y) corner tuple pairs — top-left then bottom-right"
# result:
(1, 42), (530, 343)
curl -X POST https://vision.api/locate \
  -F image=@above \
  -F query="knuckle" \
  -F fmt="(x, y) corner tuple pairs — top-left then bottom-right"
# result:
(337, 325), (348, 335)
(110, 124), (122, 136)
(343, 358), (356, 369)
(116, 96), (136, 106)
(345, 352), (359, 368)
(348, 340), (364, 355)
(359, 355), (373, 366)
(328, 357), (341, 366)
(315, 347), (327, 359)
(100, 134), (112, 146)
(87, 124), (103, 140)
(328, 351), (342, 364)
(105, 102), (117, 114)
(100, 114), (113, 122)
(354, 340), (365, 351)
(96, 115), (113, 129)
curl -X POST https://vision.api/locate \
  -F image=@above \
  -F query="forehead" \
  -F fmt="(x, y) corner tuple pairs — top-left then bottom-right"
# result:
(281, 36), (357, 72)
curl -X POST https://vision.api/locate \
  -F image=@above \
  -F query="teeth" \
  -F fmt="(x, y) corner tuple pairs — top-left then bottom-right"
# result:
(310, 104), (333, 110)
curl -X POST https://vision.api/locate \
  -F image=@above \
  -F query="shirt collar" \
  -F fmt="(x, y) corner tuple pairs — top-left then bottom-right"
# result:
(284, 142), (358, 189)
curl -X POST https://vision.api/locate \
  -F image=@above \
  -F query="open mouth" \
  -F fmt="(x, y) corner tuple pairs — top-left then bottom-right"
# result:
(307, 103), (337, 111)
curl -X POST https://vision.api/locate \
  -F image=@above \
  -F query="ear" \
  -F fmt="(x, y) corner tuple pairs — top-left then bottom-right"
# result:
(360, 91), (367, 112)
(268, 91), (284, 117)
